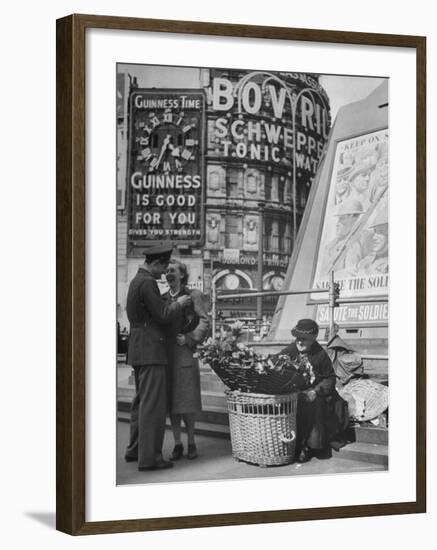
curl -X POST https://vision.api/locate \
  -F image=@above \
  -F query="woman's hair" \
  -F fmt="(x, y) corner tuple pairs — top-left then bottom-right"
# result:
(169, 258), (189, 286)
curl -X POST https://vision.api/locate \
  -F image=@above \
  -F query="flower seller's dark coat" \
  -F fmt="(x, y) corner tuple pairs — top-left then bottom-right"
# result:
(278, 341), (349, 450)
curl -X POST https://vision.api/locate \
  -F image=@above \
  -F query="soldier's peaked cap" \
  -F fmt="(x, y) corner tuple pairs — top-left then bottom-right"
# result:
(143, 241), (174, 261)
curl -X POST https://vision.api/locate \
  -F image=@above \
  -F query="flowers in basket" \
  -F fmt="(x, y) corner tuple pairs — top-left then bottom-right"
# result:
(198, 325), (313, 394)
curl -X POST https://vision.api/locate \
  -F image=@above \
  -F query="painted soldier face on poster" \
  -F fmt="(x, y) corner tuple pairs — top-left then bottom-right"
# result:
(312, 129), (389, 299)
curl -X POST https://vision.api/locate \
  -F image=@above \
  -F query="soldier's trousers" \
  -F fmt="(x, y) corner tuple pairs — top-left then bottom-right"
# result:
(125, 365), (167, 468)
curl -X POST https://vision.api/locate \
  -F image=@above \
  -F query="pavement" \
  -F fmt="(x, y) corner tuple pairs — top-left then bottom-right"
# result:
(116, 420), (387, 486)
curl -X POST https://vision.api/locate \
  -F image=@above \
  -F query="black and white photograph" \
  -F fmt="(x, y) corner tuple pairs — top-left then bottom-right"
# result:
(116, 63), (389, 485)
(2, 0), (434, 544)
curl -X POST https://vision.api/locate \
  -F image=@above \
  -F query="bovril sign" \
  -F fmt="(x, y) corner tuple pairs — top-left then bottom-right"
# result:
(209, 73), (330, 171)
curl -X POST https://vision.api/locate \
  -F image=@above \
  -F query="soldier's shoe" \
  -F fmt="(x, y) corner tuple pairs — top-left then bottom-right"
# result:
(125, 455), (138, 463)
(169, 444), (184, 461)
(138, 460), (174, 471)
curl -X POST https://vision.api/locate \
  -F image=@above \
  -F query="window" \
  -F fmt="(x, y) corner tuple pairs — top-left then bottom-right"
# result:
(284, 223), (292, 254)
(208, 169), (221, 192)
(278, 220), (285, 252)
(226, 168), (240, 198)
(271, 175), (279, 202)
(264, 174), (272, 201)
(284, 178), (292, 203)
(271, 220), (279, 252)
(279, 177), (288, 203)
(225, 215), (242, 248)
(263, 216), (272, 251)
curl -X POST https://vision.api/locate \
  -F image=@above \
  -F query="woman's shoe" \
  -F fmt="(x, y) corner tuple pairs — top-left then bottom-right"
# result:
(187, 443), (198, 460)
(169, 444), (184, 461)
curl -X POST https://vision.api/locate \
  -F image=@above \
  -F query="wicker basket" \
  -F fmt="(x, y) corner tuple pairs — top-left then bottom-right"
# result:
(339, 379), (389, 421)
(226, 390), (298, 467)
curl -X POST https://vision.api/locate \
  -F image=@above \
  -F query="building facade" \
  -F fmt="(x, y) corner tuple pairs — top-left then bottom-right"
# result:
(202, 68), (330, 319)
(117, 67), (331, 327)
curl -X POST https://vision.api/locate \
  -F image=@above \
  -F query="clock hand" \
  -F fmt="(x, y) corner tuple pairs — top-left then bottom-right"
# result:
(156, 134), (171, 168)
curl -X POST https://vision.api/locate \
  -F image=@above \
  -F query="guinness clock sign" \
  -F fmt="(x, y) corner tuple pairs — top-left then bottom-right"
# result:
(126, 89), (205, 254)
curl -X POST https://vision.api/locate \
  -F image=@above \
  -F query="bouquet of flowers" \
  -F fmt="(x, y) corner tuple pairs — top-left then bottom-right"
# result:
(199, 326), (312, 394)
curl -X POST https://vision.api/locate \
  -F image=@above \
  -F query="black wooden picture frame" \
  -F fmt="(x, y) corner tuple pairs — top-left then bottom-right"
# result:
(56, 13), (426, 535)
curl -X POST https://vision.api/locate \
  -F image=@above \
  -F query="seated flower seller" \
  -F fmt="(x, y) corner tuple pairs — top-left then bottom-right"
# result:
(278, 319), (349, 463)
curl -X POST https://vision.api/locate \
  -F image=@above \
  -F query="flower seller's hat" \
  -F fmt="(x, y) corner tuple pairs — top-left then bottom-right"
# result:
(143, 241), (174, 263)
(291, 318), (319, 338)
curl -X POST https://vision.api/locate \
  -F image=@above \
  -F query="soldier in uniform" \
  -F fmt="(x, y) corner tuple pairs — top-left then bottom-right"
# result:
(334, 165), (352, 205)
(349, 163), (373, 211)
(322, 198), (366, 277)
(124, 243), (192, 471)
(357, 207), (389, 275)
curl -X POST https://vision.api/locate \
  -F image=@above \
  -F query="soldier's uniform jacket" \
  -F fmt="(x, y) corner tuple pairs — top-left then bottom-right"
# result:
(126, 266), (181, 366)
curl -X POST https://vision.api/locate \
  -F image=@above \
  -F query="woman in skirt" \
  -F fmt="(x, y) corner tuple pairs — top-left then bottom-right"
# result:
(164, 259), (209, 460)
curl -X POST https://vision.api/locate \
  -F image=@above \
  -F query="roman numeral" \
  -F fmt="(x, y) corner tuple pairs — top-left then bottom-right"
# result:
(142, 147), (152, 160)
(149, 157), (159, 170)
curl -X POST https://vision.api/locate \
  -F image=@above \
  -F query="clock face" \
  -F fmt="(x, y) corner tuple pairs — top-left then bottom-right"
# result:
(138, 110), (199, 173)
(128, 89), (205, 251)
(271, 276), (283, 291)
(224, 273), (240, 290)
